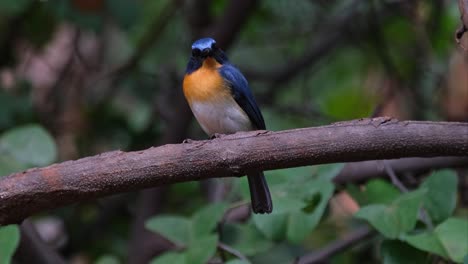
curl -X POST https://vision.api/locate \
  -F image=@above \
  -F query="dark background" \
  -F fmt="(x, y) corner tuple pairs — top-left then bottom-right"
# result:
(0, 0), (467, 263)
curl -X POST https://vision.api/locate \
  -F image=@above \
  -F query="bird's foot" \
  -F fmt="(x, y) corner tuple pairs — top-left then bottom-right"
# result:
(182, 138), (194, 144)
(210, 133), (223, 139)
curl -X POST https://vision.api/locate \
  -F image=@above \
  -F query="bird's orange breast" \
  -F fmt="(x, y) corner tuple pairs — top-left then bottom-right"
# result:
(183, 57), (230, 104)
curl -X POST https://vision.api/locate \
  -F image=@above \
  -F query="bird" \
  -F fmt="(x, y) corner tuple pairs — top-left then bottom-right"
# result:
(182, 37), (272, 214)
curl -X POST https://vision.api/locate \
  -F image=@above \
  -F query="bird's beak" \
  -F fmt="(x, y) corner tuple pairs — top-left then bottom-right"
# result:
(202, 48), (212, 57)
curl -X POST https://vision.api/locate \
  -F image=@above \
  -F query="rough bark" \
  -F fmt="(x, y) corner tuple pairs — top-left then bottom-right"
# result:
(0, 118), (467, 225)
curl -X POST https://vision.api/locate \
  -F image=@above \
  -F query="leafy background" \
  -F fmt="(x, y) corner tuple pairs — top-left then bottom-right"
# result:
(0, 0), (467, 263)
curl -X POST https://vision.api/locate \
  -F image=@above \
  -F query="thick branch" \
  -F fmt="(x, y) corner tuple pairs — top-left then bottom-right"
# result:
(0, 118), (467, 225)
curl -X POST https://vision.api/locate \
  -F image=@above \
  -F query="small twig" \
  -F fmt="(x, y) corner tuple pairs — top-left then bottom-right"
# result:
(73, 29), (91, 70)
(333, 157), (468, 185)
(44, 30), (79, 106)
(14, 219), (67, 264)
(382, 160), (409, 192)
(419, 208), (434, 231)
(382, 161), (434, 230)
(295, 226), (375, 264)
(218, 242), (250, 263)
(456, 25), (468, 51)
(456, 0), (468, 51)
(223, 202), (251, 223)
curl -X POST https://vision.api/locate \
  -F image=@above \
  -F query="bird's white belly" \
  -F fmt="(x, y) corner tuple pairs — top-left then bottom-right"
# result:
(190, 99), (253, 136)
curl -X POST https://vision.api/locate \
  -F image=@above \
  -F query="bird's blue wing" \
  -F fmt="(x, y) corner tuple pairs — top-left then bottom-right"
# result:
(219, 64), (266, 130)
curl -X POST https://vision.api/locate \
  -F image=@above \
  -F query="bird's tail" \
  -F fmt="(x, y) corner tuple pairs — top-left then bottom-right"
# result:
(247, 172), (273, 214)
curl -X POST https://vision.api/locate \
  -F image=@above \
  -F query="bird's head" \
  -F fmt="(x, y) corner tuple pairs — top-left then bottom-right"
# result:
(191, 37), (217, 58)
(186, 37), (228, 74)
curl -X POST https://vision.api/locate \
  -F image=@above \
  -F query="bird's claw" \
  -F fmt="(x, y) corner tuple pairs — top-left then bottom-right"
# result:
(210, 133), (223, 139)
(182, 138), (194, 144)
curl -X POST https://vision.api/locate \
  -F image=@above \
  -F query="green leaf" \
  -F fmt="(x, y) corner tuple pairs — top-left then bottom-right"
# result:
(21, 2), (56, 48)
(248, 243), (300, 264)
(322, 85), (375, 119)
(403, 218), (468, 262)
(380, 240), (428, 264)
(271, 194), (305, 214)
(435, 218), (468, 262)
(150, 251), (186, 264)
(286, 211), (316, 243)
(0, 0), (32, 16)
(252, 213), (287, 241)
(313, 163), (345, 181)
(253, 174), (335, 243)
(145, 215), (190, 245)
(95, 255), (120, 264)
(0, 154), (25, 176)
(0, 88), (34, 131)
(402, 232), (448, 259)
(0, 124), (57, 167)
(106, 0), (141, 29)
(225, 260), (251, 264)
(0, 225), (20, 264)
(355, 189), (426, 239)
(222, 223), (273, 256)
(366, 179), (401, 205)
(186, 235), (218, 264)
(421, 170), (458, 223)
(287, 178), (334, 243)
(347, 179), (400, 206)
(191, 203), (227, 237)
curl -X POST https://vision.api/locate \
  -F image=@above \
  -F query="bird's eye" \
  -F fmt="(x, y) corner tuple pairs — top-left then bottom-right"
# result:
(211, 42), (217, 49)
(192, 48), (201, 57)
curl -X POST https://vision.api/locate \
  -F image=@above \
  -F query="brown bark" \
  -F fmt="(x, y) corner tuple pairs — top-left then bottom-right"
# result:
(0, 118), (467, 225)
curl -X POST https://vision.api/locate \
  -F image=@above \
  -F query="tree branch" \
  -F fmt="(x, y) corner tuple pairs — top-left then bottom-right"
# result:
(333, 156), (468, 185)
(218, 242), (249, 263)
(0, 118), (467, 225)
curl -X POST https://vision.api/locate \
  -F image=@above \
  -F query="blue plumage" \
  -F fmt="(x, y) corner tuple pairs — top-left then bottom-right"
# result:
(219, 64), (266, 130)
(191, 37), (216, 50)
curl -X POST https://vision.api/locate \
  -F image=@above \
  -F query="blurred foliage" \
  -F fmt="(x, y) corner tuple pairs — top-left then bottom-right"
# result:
(0, 124), (56, 173)
(354, 170), (467, 263)
(0, 225), (20, 264)
(0, 0), (466, 263)
(355, 189), (427, 239)
(147, 203), (226, 264)
(402, 218), (468, 263)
